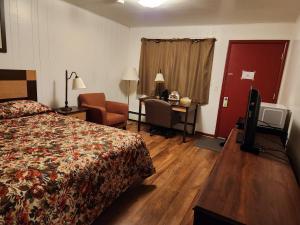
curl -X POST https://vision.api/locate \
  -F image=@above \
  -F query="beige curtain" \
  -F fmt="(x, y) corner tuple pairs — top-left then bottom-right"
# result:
(138, 38), (216, 104)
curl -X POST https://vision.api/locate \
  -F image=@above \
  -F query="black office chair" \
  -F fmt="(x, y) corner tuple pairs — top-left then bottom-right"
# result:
(144, 99), (180, 138)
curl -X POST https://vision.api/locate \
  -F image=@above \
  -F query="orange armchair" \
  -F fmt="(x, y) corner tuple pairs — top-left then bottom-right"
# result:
(78, 93), (128, 129)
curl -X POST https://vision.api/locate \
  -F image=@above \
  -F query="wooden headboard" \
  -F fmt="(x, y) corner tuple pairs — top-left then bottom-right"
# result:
(0, 69), (37, 102)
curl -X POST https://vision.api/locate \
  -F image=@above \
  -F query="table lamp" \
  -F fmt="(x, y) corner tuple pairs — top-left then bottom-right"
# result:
(62, 70), (86, 112)
(122, 67), (139, 105)
(155, 71), (165, 98)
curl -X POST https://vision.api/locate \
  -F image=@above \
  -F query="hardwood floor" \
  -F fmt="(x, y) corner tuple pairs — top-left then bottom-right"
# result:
(92, 122), (218, 225)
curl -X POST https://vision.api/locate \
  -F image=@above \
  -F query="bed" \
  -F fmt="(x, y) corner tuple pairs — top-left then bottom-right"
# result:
(0, 69), (155, 225)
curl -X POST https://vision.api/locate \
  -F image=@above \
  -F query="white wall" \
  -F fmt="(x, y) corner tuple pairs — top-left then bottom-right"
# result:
(279, 16), (300, 163)
(127, 23), (295, 135)
(0, 0), (130, 107)
(0, 0), (297, 136)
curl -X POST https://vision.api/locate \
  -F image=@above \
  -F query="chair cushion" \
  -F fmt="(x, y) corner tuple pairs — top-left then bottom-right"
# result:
(106, 112), (126, 126)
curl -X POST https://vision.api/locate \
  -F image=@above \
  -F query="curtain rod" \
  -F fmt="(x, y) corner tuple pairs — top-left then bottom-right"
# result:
(141, 38), (217, 43)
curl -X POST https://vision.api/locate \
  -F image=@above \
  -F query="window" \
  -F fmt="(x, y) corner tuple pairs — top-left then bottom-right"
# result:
(138, 38), (216, 104)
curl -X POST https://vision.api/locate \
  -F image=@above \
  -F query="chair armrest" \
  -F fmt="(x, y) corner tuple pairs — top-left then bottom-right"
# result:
(106, 101), (129, 120)
(81, 103), (107, 124)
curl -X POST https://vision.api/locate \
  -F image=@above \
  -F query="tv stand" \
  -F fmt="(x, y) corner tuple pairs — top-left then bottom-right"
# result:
(193, 128), (300, 225)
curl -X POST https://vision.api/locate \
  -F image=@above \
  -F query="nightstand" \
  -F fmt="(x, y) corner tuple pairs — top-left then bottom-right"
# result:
(55, 106), (87, 121)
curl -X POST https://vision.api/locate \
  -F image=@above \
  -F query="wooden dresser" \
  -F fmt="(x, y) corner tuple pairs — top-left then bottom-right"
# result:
(194, 128), (300, 225)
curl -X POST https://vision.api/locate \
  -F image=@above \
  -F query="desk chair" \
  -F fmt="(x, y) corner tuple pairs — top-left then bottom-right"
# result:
(144, 99), (180, 138)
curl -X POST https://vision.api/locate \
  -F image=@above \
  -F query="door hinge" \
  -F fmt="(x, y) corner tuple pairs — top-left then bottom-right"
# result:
(273, 93), (276, 100)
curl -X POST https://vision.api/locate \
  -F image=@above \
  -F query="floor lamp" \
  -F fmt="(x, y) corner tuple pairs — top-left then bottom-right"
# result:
(122, 67), (139, 106)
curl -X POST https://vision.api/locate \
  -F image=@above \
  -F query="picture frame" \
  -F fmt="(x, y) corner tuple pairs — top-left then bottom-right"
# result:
(0, 0), (7, 53)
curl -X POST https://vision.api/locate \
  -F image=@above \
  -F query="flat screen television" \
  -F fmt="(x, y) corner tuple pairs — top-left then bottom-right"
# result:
(237, 88), (261, 154)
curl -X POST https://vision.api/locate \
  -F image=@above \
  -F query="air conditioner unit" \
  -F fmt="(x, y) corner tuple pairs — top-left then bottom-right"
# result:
(258, 102), (288, 130)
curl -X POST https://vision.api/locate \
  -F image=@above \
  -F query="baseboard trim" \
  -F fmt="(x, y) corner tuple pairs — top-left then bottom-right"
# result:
(128, 119), (194, 135)
(129, 111), (145, 116)
(129, 119), (218, 138)
(195, 131), (216, 138)
(128, 118), (146, 124)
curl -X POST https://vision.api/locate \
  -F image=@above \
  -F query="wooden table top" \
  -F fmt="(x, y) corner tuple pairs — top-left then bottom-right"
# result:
(139, 96), (199, 109)
(195, 128), (300, 225)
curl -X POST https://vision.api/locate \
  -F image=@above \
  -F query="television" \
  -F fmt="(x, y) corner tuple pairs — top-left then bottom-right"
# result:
(237, 88), (261, 154)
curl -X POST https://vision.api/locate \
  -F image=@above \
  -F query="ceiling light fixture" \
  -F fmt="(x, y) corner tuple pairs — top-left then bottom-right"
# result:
(138, 0), (166, 8)
(117, 0), (125, 4)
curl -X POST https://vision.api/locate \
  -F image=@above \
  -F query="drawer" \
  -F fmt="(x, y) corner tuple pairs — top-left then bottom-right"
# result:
(70, 112), (86, 121)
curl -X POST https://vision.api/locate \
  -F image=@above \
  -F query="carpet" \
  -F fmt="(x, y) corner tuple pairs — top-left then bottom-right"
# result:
(195, 136), (224, 152)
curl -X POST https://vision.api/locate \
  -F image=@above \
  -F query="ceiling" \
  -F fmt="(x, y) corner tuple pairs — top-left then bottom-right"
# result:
(63, 0), (300, 27)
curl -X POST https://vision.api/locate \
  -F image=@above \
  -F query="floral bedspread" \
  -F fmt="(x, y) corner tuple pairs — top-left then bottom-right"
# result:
(0, 112), (155, 225)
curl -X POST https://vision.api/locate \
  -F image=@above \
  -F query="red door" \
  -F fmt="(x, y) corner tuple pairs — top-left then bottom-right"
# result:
(216, 40), (289, 138)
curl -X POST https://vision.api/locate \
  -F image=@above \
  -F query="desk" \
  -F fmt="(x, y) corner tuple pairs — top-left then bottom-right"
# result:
(138, 97), (199, 142)
(193, 128), (300, 225)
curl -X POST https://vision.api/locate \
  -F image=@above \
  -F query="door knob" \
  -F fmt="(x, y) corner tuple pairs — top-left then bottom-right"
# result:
(223, 97), (229, 107)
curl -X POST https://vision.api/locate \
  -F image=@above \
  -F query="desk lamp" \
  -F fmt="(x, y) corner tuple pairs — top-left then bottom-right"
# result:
(155, 71), (165, 98)
(62, 70), (86, 112)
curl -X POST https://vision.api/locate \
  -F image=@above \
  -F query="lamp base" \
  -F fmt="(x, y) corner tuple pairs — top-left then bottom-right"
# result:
(60, 106), (73, 112)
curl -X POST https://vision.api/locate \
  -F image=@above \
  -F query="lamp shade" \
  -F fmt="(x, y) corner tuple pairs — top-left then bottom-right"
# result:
(155, 72), (165, 82)
(122, 67), (139, 81)
(72, 76), (86, 90)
